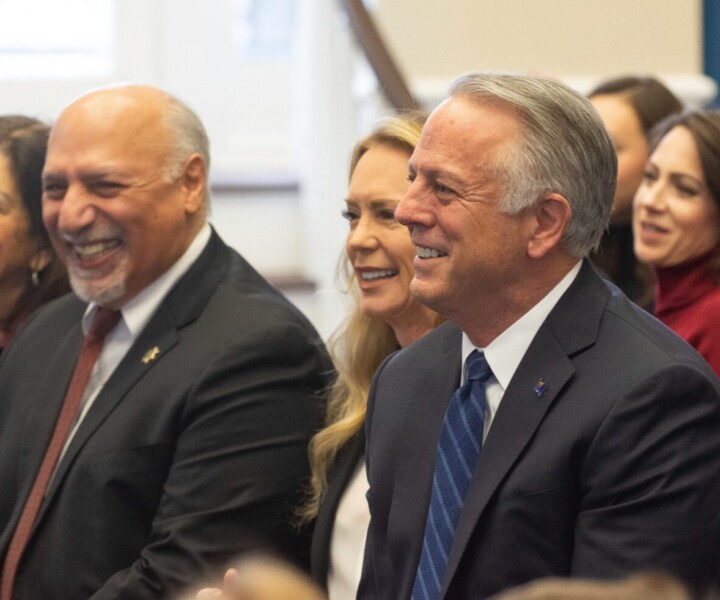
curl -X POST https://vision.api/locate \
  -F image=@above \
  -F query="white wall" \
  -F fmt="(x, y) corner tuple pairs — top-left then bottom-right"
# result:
(376, 0), (702, 79)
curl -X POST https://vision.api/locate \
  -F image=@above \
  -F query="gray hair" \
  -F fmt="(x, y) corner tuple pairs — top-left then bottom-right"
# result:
(160, 94), (211, 207)
(450, 71), (617, 257)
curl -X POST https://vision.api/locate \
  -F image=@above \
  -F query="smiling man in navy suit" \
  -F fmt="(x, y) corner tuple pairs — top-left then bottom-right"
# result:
(0, 85), (331, 600)
(357, 72), (720, 600)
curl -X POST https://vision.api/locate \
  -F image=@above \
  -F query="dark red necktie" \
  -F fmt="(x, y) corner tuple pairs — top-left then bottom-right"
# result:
(0, 307), (121, 600)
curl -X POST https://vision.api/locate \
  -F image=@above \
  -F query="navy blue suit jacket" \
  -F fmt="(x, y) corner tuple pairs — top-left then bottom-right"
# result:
(358, 260), (720, 599)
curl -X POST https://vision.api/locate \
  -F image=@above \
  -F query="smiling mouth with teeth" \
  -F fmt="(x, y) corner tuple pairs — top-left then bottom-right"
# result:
(73, 240), (121, 260)
(642, 223), (666, 233)
(416, 246), (446, 259)
(361, 269), (398, 281)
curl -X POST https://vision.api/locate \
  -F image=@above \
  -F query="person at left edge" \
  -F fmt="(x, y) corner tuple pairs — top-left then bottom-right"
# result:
(0, 116), (69, 352)
(0, 85), (331, 600)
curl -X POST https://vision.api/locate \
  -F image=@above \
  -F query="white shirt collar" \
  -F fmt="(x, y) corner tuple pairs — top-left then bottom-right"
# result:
(461, 260), (582, 389)
(82, 223), (212, 337)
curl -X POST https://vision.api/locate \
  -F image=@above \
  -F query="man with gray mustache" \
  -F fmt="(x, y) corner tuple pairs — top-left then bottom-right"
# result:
(0, 85), (331, 600)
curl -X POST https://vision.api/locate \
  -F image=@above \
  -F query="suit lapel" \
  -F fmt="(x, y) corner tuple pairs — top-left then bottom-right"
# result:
(42, 310), (180, 507)
(441, 260), (609, 595)
(319, 431), (365, 532)
(0, 307), (84, 552)
(387, 323), (463, 598)
(312, 430), (365, 583)
(12, 318), (83, 521)
(28, 300), (86, 453)
(29, 324), (83, 457)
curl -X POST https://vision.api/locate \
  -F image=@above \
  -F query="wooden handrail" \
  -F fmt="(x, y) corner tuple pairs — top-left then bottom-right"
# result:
(338, 0), (418, 110)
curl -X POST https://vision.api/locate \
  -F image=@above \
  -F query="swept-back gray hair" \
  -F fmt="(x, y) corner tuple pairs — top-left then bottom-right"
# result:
(160, 94), (211, 207)
(450, 71), (617, 257)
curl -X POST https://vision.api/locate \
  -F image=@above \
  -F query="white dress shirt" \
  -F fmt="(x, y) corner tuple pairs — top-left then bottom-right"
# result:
(328, 460), (371, 600)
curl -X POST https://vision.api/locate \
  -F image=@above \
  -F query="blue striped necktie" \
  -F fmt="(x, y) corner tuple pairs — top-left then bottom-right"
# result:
(411, 349), (493, 600)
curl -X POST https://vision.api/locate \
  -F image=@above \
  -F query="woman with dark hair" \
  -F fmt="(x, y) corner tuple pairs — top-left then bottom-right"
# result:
(634, 108), (720, 376)
(589, 76), (683, 308)
(0, 116), (69, 351)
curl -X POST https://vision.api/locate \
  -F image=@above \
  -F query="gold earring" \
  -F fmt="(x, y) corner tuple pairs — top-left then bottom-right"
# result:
(31, 270), (40, 288)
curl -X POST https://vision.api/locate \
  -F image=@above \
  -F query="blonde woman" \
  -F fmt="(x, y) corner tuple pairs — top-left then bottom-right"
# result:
(304, 112), (441, 599)
(193, 112), (441, 600)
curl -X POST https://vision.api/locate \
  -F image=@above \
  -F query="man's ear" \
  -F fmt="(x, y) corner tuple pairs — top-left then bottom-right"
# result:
(527, 193), (572, 259)
(181, 154), (206, 214)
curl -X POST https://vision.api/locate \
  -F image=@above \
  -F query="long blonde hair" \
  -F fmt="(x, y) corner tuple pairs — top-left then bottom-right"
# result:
(299, 110), (430, 521)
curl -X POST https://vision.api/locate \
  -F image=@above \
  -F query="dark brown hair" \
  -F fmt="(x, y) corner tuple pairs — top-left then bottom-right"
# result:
(649, 109), (720, 213)
(0, 116), (70, 313)
(649, 109), (720, 275)
(589, 76), (684, 135)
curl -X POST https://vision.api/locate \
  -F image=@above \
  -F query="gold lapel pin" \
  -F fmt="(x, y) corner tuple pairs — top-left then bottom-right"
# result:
(141, 346), (161, 364)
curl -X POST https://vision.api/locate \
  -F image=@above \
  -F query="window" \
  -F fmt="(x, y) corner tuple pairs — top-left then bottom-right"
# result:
(0, 0), (114, 79)
(231, 0), (295, 61)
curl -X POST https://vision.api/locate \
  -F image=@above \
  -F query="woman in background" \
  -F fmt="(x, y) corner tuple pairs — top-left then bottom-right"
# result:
(588, 76), (682, 309)
(302, 111), (441, 599)
(633, 108), (720, 376)
(0, 116), (69, 352)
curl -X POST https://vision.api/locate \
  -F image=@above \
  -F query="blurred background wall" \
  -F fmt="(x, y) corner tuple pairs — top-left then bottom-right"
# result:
(0, 0), (716, 337)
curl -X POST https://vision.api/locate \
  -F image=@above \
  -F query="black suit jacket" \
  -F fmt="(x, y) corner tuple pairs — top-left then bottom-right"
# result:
(0, 229), (332, 600)
(310, 430), (365, 589)
(358, 260), (720, 599)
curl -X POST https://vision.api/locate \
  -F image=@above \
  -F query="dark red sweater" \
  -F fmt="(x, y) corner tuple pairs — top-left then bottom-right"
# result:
(654, 250), (720, 378)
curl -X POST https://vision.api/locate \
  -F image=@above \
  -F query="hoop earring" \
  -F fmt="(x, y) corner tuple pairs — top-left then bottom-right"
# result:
(31, 270), (40, 288)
